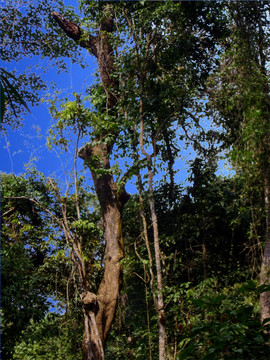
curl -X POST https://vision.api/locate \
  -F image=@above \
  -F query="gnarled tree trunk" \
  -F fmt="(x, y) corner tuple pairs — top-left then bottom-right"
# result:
(79, 142), (129, 348)
(52, 5), (130, 359)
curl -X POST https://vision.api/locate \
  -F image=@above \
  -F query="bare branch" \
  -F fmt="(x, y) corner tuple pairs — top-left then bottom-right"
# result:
(2, 206), (15, 218)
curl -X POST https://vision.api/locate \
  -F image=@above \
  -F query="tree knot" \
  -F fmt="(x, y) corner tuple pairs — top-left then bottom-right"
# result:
(78, 144), (92, 160)
(81, 292), (99, 314)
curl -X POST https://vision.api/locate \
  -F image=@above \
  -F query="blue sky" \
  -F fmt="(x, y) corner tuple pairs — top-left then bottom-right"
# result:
(0, 49), (192, 194)
(1, 56), (95, 175)
(1, 0), (98, 188)
(1, 0), (232, 197)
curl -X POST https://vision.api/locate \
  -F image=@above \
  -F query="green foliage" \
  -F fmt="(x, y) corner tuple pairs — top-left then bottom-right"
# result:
(1, 0), (86, 129)
(1, 241), (50, 359)
(13, 313), (82, 360)
(1, 172), (100, 357)
(207, 1), (270, 191)
(3, 2), (270, 359)
(0, 68), (32, 123)
(176, 279), (270, 359)
(1, 173), (53, 358)
(106, 167), (268, 359)
(155, 162), (256, 287)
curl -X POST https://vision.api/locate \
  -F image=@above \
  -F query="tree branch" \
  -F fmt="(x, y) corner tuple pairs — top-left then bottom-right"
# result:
(2, 206), (15, 218)
(51, 11), (98, 57)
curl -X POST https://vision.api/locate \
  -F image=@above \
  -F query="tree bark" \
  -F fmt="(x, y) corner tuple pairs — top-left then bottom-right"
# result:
(79, 142), (129, 358)
(81, 292), (104, 360)
(52, 6), (130, 359)
(139, 95), (166, 360)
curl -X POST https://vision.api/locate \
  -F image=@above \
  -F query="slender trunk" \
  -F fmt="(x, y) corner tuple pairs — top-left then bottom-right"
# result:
(137, 172), (155, 301)
(139, 95), (166, 360)
(126, 11), (166, 356)
(137, 171), (154, 358)
(148, 171), (166, 360)
(145, 282), (153, 360)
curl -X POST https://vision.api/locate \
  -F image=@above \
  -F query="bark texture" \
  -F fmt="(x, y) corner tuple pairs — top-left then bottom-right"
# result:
(52, 6), (129, 360)
(79, 142), (128, 343)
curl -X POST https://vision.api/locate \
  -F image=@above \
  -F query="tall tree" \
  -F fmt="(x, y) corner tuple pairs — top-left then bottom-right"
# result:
(51, 3), (130, 358)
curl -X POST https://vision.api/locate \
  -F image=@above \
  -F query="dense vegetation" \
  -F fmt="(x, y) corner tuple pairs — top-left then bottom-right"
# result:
(1, 1), (270, 359)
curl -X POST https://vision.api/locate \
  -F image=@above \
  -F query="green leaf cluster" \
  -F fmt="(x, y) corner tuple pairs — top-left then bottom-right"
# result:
(13, 313), (82, 360)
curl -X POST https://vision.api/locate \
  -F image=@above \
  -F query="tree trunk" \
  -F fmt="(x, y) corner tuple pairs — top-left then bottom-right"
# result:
(52, 6), (130, 359)
(148, 169), (166, 360)
(139, 94), (166, 360)
(81, 293), (104, 360)
(79, 143), (129, 355)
